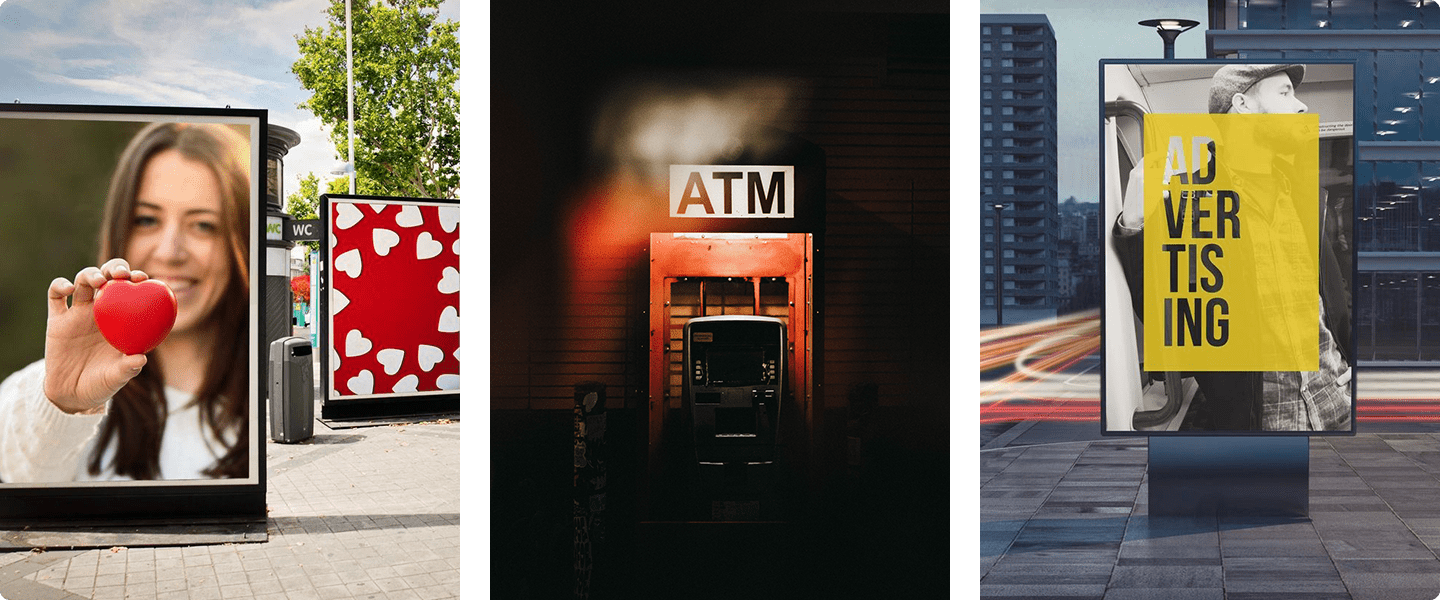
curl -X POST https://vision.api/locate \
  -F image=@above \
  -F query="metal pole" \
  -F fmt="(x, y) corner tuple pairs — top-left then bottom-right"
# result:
(1139, 19), (1198, 62)
(993, 204), (1005, 327)
(347, 0), (356, 195)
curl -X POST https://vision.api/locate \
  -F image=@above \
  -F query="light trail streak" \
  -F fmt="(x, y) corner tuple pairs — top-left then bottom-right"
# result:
(980, 311), (1102, 429)
(980, 311), (1440, 424)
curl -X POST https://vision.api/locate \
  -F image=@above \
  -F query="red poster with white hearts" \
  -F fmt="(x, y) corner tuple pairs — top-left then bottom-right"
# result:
(327, 198), (459, 399)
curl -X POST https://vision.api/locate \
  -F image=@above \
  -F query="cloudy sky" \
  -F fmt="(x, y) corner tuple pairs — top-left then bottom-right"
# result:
(977, 0), (1208, 202)
(0, 0), (461, 202)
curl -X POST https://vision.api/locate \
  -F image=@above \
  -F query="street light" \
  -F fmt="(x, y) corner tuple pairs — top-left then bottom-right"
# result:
(346, 0), (356, 195)
(992, 202), (1008, 327)
(1138, 18), (1200, 60)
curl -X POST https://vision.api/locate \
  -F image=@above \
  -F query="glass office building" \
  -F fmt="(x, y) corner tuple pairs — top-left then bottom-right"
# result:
(981, 14), (1059, 325)
(1210, 0), (1440, 363)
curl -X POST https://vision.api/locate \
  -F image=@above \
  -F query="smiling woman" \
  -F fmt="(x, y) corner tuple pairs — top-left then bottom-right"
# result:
(0, 120), (253, 482)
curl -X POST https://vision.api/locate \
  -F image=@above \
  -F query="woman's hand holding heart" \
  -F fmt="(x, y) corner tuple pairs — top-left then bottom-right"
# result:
(42, 258), (176, 414)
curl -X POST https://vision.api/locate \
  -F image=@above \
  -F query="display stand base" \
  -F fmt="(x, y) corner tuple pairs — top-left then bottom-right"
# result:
(0, 520), (266, 550)
(1148, 436), (1309, 517)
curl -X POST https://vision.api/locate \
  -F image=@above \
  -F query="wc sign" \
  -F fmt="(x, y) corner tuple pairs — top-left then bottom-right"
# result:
(670, 165), (794, 218)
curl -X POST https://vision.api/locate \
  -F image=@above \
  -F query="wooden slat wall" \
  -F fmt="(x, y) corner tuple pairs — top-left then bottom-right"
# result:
(517, 242), (648, 410)
(493, 18), (948, 412)
(791, 54), (950, 409)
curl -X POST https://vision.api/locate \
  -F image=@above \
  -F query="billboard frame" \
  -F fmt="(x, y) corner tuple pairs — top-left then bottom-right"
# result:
(0, 103), (268, 523)
(318, 193), (460, 421)
(1098, 58), (1360, 437)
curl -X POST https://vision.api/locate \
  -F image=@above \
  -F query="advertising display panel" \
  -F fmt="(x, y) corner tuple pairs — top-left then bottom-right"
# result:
(1100, 60), (1357, 434)
(0, 104), (267, 521)
(319, 194), (459, 420)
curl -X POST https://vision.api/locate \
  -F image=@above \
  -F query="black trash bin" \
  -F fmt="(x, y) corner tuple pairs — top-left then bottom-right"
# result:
(269, 336), (314, 443)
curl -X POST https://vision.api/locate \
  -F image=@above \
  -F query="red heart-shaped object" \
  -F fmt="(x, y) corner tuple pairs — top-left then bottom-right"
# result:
(93, 279), (178, 355)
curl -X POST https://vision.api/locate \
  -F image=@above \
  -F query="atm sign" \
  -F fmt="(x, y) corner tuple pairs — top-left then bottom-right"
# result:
(670, 165), (794, 218)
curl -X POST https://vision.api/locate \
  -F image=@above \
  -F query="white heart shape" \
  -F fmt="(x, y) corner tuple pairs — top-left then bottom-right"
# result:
(368, 203), (386, 214)
(417, 232), (442, 260)
(438, 266), (459, 294)
(392, 375), (419, 393)
(418, 344), (443, 372)
(331, 348), (340, 372)
(438, 306), (459, 333)
(335, 203), (363, 230)
(335, 249), (363, 278)
(452, 239), (459, 256)
(453, 346), (460, 363)
(377, 348), (405, 376)
(396, 205), (424, 228)
(332, 289), (349, 314)
(436, 374), (459, 391)
(438, 206), (459, 233)
(345, 329), (373, 357)
(373, 228), (400, 256)
(347, 370), (374, 395)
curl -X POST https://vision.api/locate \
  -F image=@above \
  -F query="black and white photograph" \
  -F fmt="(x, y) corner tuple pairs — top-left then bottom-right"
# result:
(1101, 60), (1357, 434)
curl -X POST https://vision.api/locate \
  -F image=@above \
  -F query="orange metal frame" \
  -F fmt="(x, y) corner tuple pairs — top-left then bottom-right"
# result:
(647, 233), (814, 501)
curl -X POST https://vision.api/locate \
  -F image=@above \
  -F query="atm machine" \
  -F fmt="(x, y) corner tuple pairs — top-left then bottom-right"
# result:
(683, 315), (786, 520)
(641, 142), (823, 523)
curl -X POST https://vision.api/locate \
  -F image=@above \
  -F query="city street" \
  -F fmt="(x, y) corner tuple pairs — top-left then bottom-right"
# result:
(983, 368), (1440, 447)
(981, 369), (1440, 599)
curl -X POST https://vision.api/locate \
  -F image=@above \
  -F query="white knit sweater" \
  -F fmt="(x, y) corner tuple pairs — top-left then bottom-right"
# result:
(0, 360), (234, 482)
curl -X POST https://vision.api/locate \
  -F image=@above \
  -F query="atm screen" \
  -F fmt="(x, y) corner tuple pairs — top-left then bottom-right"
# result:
(706, 348), (765, 385)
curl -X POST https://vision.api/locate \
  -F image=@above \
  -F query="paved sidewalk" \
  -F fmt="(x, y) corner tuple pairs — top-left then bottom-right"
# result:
(981, 431), (1440, 600)
(0, 418), (460, 600)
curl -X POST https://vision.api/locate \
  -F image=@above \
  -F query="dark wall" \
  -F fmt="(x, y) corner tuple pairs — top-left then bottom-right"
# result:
(490, 3), (949, 409)
(491, 3), (948, 598)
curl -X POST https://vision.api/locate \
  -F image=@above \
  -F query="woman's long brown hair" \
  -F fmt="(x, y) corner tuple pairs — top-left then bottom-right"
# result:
(87, 122), (251, 480)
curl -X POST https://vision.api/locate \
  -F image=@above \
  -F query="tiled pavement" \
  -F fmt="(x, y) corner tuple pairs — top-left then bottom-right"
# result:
(0, 419), (460, 600)
(981, 431), (1440, 600)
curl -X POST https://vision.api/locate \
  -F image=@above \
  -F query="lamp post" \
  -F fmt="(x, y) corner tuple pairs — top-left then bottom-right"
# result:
(1138, 19), (1199, 60)
(992, 202), (1008, 327)
(346, 0), (356, 195)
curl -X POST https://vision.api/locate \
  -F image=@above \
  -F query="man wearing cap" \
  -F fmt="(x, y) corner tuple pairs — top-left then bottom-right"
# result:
(1113, 64), (1352, 432)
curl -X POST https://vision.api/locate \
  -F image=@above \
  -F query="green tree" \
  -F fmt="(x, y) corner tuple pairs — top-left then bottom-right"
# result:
(286, 172), (322, 222)
(292, 0), (459, 199)
(285, 172), (353, 256)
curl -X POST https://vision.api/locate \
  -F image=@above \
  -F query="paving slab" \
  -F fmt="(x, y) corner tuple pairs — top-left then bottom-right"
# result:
(981, 428), (1440, 599)
(0, 420), (460, 599)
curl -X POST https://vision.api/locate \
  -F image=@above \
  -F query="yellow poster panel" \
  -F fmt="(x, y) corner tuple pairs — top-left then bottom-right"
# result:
(1142, 113), (1319, 371)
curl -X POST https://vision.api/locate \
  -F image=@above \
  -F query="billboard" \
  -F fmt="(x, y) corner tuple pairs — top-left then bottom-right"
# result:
(1100, 61), (1357, 434)
(0, 104), (266, 521)
(319, 194), (459, 419)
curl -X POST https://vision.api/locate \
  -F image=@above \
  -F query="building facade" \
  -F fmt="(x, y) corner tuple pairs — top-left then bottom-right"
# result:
(1057, 197), (1101, 314)
(981, 14), (1060, 325)
(1209, 0), (1440, 364)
